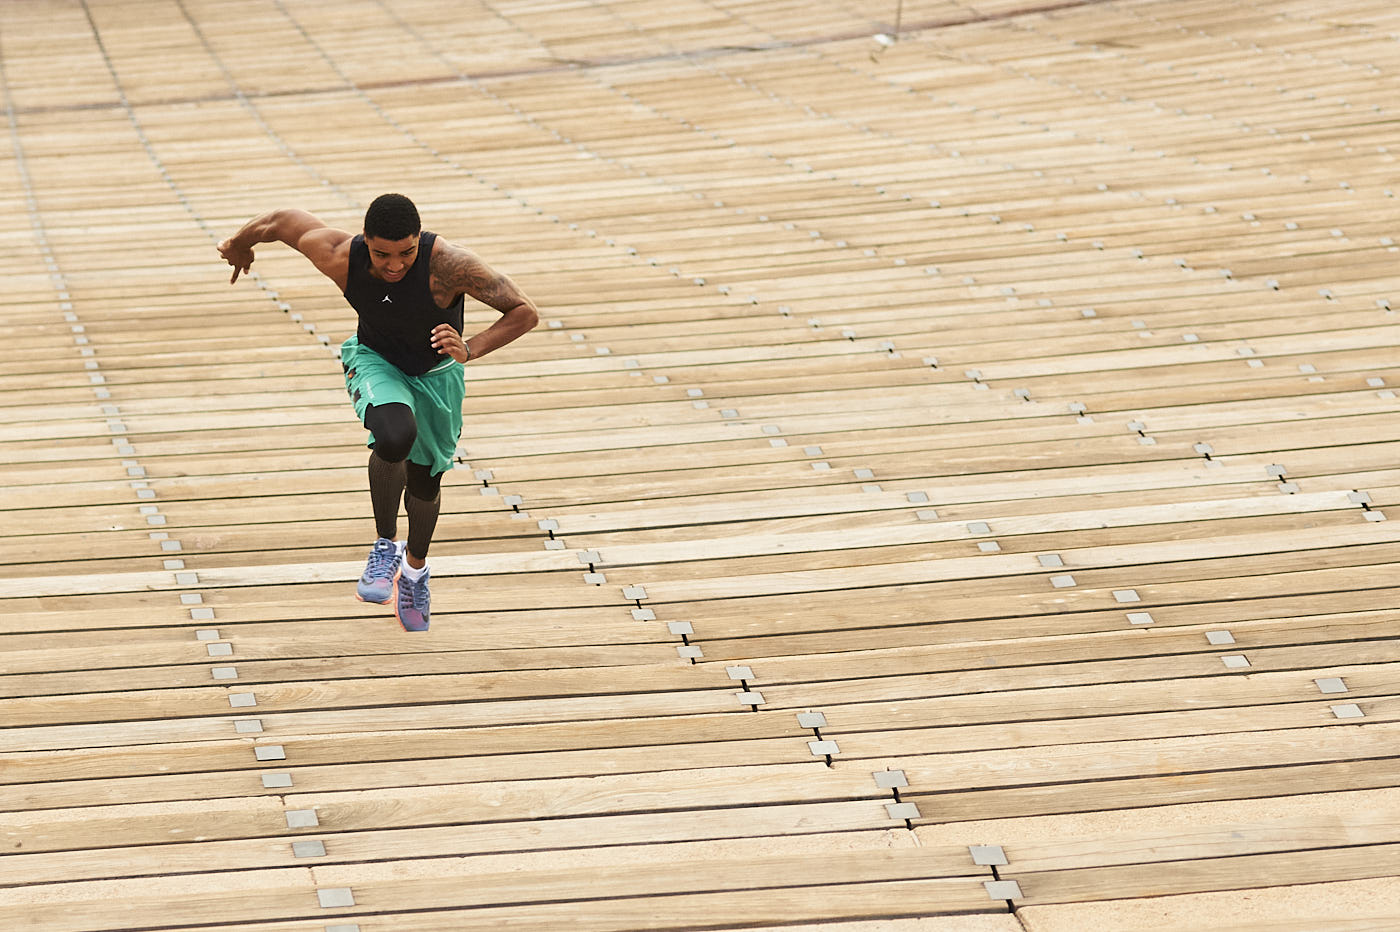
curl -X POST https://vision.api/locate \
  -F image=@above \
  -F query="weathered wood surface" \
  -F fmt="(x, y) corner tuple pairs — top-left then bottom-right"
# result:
(3, 0), (1400, 929)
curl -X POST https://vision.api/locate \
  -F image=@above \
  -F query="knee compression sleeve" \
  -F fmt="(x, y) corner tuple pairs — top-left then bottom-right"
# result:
(363, 402), (417, 463)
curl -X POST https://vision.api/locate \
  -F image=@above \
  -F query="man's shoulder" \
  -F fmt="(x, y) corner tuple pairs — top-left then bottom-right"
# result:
(295, 225), (355, 287)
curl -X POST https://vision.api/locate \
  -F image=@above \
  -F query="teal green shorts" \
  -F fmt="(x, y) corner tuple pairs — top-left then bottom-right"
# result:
(341, 335), (465, 475)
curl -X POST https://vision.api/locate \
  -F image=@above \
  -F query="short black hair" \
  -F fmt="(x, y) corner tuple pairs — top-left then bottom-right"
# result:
(364, 193), (421, 240)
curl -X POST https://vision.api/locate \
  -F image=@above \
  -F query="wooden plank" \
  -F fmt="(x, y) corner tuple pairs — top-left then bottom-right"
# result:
(1015, 879), (1400, 932)
(10, 762), (876, 853)
(0, 802), (899, 887)
(1005, 843), (1400, 906)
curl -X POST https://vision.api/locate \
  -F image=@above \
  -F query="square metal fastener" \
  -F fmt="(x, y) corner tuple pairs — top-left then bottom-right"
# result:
(854, 468), (875, 479)
(622, 585), (647, 600)
(631, 608), (656, 621)
(1038, 554), (1064, 567)
(1206, 631), (1236, 645)
(1222, 655), (1250, 669)
(808, 740), (839, 756)
(736, 691), (765, 706)
(293, 840), (327, 858)
(1114, 590), (1141, 603)
(907, 491), (929, 503)
(254, 745), (286, 761)
(967, 522), (990, 535)
(229, 693), (257, 708)
(916, 509), (939, 521)
(234, 719), (263, 734)
(317, 888), (355, 908)
(1315, 677), (1347, 694)
(1332, 703), (1364, 719)
(667, 621), (694, 636)
(195, 629), (219, 641)
(873, 770), (908, 789)
(286, 809), (320, 828)
(726, 665), (754, 680)
(191, 607), (216, 621)
(206, 642), (232, 656)
(583, 572), (607, 585)
(676, 645), (704, 659)
(969, 845), (1008, 866)
(325, 925), (361, 932)
(1050, 575), (1077, 588)
(577, 550), (600, 564)
(1126, 612), (1155, 625)
(797, 712), (827, 729)
(985, 880), (1023, 900)
(978, 541), (1001, 553)
(885, 802), (920, 820)
(211, 667), (238, 680)
(261, 773), (293, 788)
(180, 593), (203, 605)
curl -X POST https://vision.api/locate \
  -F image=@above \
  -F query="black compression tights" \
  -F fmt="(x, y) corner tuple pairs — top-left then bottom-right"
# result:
(363, 403), (443, 558)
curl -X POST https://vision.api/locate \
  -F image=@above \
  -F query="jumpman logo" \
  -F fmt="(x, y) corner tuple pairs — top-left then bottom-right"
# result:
(381, 295), (392, 303)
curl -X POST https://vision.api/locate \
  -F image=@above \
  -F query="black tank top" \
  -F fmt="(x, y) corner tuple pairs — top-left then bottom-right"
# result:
(343, 231), (466, 376)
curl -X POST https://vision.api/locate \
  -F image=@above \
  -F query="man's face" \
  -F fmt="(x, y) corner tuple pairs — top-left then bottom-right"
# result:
(365, 233), (420, 283)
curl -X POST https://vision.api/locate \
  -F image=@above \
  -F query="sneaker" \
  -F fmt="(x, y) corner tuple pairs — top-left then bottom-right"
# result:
(395, 567), (430, 632)
(356, 538), (403, 604)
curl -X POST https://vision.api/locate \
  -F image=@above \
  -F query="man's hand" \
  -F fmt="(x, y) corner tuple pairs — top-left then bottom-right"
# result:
(430, 323), (472, 363)
(218, 237), (255, 284)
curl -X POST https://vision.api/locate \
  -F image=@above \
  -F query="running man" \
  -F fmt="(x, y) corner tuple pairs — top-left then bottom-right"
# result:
(218, 193), (538, 630)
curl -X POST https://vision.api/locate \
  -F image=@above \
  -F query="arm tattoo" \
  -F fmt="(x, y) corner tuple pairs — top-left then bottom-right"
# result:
(433, 243), (521, 312)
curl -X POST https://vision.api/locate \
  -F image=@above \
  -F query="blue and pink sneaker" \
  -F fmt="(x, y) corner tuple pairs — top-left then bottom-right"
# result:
(395, 567), (431, 632)
(356, 538), (403, 604)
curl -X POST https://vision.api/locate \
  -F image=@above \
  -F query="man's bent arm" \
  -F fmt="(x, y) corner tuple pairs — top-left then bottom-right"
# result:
(431, 243), (539, 362)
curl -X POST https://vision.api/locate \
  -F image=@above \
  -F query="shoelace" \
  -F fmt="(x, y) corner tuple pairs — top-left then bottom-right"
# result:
(400, 573), (430, 609)
(366, 543), (399, 578)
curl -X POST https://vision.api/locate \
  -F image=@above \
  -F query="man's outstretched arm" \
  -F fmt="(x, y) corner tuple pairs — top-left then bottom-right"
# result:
(218, 208), (348, 285)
